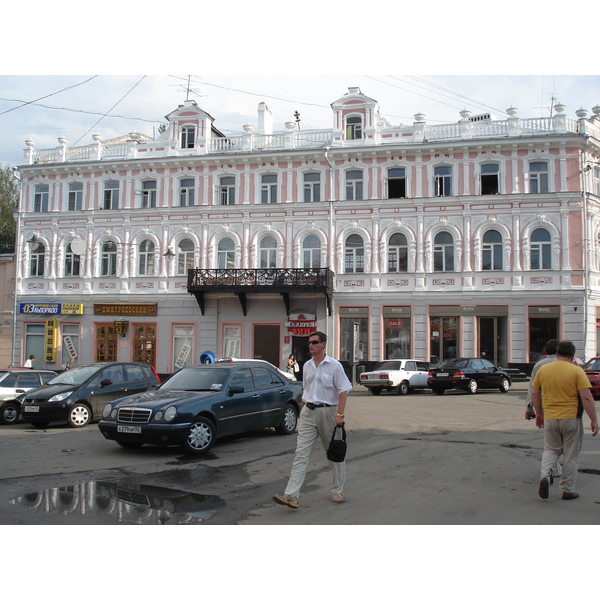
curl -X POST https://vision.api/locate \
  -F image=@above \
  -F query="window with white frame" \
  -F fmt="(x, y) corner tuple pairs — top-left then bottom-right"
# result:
(173, 325), (194, 370)
(103, 181), (119, 210)
(181, 125), (196, 149)
(345, 115), (363, 140)
(68, 182), (83, 211)
(344, 234), (364, 273)
(345, 170), (363, 200)
(177, 238), (195, 275)
(64, 242), (81, 277)
(433, 231), (454, 272)
(223, 324), (241, 358)
(482, 229), (503, 270)
(138, 240), (155, 276)
(387, 168), (406, 199)
(217, 238), (235, 269)
(480, 163), (500, 195)
(303, 172), (321, 202)
(34, 184), (49, 212)
(593, 166), (600, 196)
(219, 176), (236, 205)
(387, 232), (408, 272)
(530, 228), (552, 270)
(260, 236), (277, 268)
(180, 178), (195, 206)
(29, 242), (45, 277)
(101, 242), (117, 276)
(61, 324), (80, 369)
(141, 180), (157, 208)
(261, 174), (278, 204)
(529, 161), (549, 193)
(434, 166), (452, 197)
(303, 235), (321, 268)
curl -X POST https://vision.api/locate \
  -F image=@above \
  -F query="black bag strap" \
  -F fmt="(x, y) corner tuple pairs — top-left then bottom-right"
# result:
(331, 424), (346, 443)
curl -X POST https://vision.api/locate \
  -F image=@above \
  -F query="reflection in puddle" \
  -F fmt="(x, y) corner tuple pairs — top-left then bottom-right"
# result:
(10, 481), (224, 524)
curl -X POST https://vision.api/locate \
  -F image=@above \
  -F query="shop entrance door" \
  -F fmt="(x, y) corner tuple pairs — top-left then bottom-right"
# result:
(478, 317), (508, 366)
(253, 324), (281, 369)
(133, 324), (157, 367)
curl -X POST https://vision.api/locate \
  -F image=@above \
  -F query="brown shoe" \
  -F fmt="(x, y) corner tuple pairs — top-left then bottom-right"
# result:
(562, 491), (579, 500)
(272, 494), (299, 509)
(331, 492), (345, 503)
(538, 477), (549, 499)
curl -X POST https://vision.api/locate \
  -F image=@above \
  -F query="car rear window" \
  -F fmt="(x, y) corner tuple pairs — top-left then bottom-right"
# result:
(0, 373), (17, 387)
(125, 364), (148, 381)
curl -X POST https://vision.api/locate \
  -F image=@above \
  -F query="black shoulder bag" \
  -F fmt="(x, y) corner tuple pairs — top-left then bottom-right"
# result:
(327, 424), (347, 462)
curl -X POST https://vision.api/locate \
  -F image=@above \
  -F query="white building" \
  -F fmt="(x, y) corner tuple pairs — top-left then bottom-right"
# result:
(13, 87), (600, 376)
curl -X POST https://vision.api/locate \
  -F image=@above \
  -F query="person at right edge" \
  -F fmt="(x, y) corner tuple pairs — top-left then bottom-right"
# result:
(531, 340), (598, 500)
(273, 331), (352, 509)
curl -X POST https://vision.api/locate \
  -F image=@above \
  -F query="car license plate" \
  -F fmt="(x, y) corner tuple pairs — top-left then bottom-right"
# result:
(117, 425), (141, 434)
(436, 373), (449, 377)
(23, 405), (39, 412)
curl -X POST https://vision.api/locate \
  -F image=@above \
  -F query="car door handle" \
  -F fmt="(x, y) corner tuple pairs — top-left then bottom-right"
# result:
(16, 389), (26, 393)
(252, 394), (260, 398)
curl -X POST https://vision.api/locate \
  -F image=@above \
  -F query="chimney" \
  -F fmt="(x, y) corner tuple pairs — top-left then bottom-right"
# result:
(258, 102), (273, 135)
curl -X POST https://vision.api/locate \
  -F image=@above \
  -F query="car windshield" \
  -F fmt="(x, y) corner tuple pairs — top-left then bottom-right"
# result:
(584, 358), (600, 371)
(437, 358), (468, 369)
(160, 368), (229, 391)
(48, 365), (104, 385)
(375, 361), (403, 370)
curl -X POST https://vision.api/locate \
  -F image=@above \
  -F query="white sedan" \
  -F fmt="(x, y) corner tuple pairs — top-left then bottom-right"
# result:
(359, 359), (430, 395)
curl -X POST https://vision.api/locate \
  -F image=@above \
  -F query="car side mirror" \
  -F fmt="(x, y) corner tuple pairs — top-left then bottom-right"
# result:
(100, 378), (113, 387)
(228, 385), (244, 395)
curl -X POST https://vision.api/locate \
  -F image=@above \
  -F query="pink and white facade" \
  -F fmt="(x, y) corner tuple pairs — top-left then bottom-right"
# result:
(13, 87), (600, 375)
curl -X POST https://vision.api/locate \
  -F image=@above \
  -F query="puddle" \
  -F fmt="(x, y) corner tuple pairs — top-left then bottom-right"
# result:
(9, 480), (224, 524)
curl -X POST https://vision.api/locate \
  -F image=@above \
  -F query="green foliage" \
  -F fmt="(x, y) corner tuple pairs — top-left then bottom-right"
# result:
(0, 164), (19, 245)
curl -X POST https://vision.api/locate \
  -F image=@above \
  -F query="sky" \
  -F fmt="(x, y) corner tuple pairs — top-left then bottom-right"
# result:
(1, 73), (598, 168)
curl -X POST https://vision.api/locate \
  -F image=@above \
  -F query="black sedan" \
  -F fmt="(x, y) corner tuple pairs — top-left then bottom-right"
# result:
(427, 358), (511, 395)
(98, 362), (303, 455)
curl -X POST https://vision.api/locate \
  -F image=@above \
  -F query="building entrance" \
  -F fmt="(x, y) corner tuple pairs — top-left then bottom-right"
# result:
(253, 324), (281, 369)
(478, 317), (507, 366)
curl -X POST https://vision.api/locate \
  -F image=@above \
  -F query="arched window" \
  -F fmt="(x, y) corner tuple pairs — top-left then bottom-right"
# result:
(64, 242), (81, 277)
(217, 238), (235, 269)
(433, 231), (454, 272)
(34, 184), (49, 212)
(345, 234), (364, 273)
(345, 170), (363, 200)
(482, 230), (503, 270)
(529, 161), (549, 193)
(303, 235), (321, 268)
(530, 228), (552, 270)
(260, 236), (277, 268)
(138, 240), (155, 276)
(346, 115), (363, 140)
(29, 242), (45, 277)
(177, 238), (195, 276)
(387, 232), (408, 272)
(181, 125), (196, 149)
(101, 242), (117, 276)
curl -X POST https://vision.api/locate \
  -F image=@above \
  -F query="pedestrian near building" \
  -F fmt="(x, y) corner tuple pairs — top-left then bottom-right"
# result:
(273, 331), (352, 509)
(531, 340), (598, 500)
(23, 355), (35, 369)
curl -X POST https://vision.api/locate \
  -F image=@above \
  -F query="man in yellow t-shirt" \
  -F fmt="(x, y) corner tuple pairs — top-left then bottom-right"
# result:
(532, 340), (598, 500)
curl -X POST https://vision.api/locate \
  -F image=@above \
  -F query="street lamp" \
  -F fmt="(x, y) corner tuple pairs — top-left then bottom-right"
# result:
(163, 248), (175, 262)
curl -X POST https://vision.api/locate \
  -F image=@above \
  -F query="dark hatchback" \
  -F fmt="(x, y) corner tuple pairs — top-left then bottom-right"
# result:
(20, 362), (160, 428)
(427, 358), (512, 395)
(98, 362), (303, 455)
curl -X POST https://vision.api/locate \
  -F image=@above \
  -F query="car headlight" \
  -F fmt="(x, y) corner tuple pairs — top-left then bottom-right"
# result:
(48, 391), (73, 403)
(164, 406), (177, 422)
(103, 404), (112, 418)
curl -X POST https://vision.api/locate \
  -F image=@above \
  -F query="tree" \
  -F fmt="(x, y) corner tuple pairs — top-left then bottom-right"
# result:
(0, 164), (19, 252)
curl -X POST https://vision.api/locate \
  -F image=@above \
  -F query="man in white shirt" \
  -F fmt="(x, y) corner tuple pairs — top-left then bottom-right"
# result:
(23, 355), (35, 369)
(273, 331), (352, 509)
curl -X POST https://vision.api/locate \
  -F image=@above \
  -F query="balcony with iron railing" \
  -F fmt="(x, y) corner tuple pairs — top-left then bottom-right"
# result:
(187, 267), (334, 316)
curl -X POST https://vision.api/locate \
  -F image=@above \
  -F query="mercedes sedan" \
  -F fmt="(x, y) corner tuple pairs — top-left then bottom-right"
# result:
(98, 362), (303, 455)
(427, 358), (512, 395)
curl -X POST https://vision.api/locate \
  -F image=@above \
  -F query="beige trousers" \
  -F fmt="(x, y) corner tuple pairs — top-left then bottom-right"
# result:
(541, 419), (583, 493)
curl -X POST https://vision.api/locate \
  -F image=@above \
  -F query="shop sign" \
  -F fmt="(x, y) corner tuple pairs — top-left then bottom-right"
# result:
(286, 312), (316, 336)
(20, 303), (84, 315)
(45, 319), (57, 363)
(94, 303), (157, 316)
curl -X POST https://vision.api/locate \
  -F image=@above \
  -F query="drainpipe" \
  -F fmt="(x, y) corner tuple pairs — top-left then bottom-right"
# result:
(324, 147), (335, 352)
(581, 140), (590, 359)
(11, 168), (22, 367)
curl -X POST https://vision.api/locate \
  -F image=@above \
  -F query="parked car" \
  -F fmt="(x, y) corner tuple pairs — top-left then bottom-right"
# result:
(215, 357), (297, 381)
(359, 359), (429, 395)
(98, 361), (303, 455)
(582, 357), (600, 400)
(0, 368), (57, 424)
(427, 358), (512, 395)
(20, 362), (160, 428)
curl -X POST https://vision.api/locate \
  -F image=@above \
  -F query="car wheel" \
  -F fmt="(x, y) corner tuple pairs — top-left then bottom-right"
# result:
(432, 388), (445, 395)
(397, 381), (409, 395)
(117, 441), (143, 449)
(370, 388), (382, 396)
(499, 378), (510, 393)
(275, 403), (298, 434)
(0, 402), (20, 425)
(467, 379), (478, 394)
(68, 403), (92, 427)
(181, 417), (216, 455)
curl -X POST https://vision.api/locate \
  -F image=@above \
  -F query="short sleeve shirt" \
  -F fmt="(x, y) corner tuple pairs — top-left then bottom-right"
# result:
(302, 354), (353, 406)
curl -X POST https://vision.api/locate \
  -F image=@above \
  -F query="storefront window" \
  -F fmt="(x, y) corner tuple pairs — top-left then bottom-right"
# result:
(173, 325), (194, 370)
(61, 324), (80, 369)
(339, 308), (369, 361)
(430, 316), (458, 364)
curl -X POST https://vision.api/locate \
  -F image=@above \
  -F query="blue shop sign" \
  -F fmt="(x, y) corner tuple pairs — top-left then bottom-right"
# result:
(20, 303), (84, 315)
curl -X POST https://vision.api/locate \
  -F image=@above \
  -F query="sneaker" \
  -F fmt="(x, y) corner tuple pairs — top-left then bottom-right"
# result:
(331, 492), (345, 503)
(272, 494), (299, 509)
(538, 477), (549, 499)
